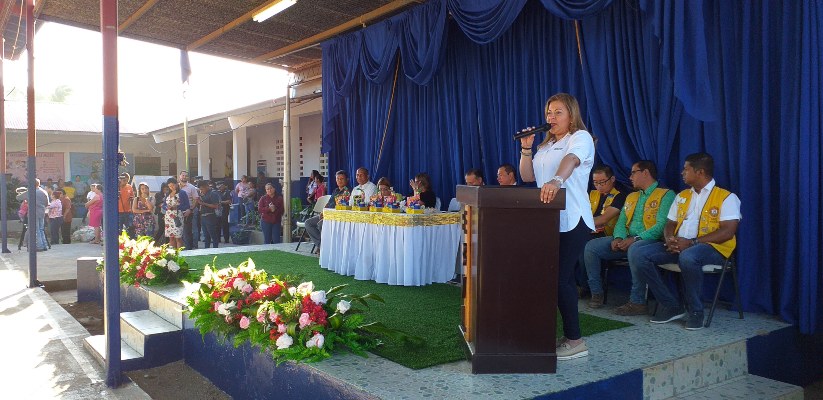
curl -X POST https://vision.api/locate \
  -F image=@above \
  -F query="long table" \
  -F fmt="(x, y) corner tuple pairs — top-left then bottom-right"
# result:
(319, 209), (462, 286)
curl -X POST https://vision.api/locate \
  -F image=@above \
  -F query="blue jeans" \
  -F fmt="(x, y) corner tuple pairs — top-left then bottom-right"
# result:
(633, 242), (726, 314)
(35, 215), (48, 250)
(119, 212), (133, 234)
(49, 217), (61, 245)
(261, 220), (282, 244)
(200, 214), (219, 248)
(584, 236), (657, 304)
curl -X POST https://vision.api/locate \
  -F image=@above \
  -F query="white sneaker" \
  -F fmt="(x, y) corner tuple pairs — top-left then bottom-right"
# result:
(556, 340), (589, 361)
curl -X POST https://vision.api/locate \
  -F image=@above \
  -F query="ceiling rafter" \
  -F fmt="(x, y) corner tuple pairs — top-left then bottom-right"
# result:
(186, 0), (285, 51)
(253, 0), (419, 63)
(118, 0), (159, 33)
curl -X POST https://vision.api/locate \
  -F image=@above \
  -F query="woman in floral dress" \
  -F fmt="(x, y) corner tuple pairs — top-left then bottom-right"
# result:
(164, 179), (184, 249)
(131, 182), (155, 237)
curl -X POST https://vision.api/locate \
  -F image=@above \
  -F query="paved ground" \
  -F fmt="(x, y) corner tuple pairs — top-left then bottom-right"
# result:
(0, 236), (316, 399)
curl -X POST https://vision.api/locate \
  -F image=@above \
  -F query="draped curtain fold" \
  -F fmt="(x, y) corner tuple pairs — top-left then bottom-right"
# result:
(320, 0), (823, 334)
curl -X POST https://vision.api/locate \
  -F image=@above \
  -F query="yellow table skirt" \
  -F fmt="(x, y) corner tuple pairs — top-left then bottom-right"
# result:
(323, 209), (460, 227)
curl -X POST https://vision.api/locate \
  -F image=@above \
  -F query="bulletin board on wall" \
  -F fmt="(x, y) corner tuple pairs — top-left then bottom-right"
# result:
(6, 152), (64, 182)
(69, 152), (135, 182)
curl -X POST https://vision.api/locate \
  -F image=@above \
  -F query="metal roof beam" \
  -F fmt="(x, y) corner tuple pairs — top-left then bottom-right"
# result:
(118, 0), (160, 33)
(253, 0), (420, 63)
(186, 0), (286, 51)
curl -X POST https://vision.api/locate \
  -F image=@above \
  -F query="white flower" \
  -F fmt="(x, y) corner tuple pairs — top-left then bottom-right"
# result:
(167, 260), (180, 272)
(276, 333), (293, 349)
(310, 290), (327, 305)
(216, 301), (235, 316)
(336, 300), (351, 314)
(233, 278), (248, 290)
(306, 333), (325, 348)
(156, 258), (168, 267)
(288, 287), (297, 296)
(296, 282), (314, 296)
(145, 271), (156, 279)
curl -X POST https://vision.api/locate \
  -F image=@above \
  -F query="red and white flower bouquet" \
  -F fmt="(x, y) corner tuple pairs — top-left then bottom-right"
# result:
(186, 258), (407, 364)
(99, 231), (190, 287)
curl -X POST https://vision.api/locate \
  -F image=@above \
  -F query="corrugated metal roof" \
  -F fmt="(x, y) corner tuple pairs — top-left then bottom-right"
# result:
(3, 101), (146, 134)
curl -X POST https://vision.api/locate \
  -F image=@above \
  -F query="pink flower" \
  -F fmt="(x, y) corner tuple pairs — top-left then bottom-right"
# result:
(242, 284), (253, 294)
(145, 270), (156, 279)
(239, 316), (250, 329)
(306, 333), (325, 348)
(299, 312), (311, 328)
(277, 323), (287, 333)
(269, 311), (279, 323)
(256, 313), (266, 323)
(213, 302), (222, 312)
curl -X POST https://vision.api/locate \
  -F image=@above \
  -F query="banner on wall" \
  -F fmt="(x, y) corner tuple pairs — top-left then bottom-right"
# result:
(6, 152), (65, 182)
(69, 152), (135, 183)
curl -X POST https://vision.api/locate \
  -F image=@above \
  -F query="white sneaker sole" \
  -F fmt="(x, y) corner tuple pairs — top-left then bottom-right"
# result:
(649, 312), (686, 324)
(557, 349), (589, 361)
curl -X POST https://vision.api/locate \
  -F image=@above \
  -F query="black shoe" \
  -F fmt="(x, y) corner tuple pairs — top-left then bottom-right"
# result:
(447, 277), (461, 286)
(685, 311), (704, 330)
(650, 305), (686, 324)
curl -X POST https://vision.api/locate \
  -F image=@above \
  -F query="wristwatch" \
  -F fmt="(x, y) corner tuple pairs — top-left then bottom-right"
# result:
(634, 235), (642, 241)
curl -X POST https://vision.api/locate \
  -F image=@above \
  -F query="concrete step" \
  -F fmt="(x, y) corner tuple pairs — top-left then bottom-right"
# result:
(82, 334), (143, 371)
(120, 310), (180, 354)
(669, 374), (803, 399)
(644, 340), (748, 399)
(147, 286), (189, 329)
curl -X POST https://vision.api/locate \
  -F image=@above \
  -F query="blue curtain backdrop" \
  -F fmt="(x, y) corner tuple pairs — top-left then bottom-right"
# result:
(320, 0), (823, 334)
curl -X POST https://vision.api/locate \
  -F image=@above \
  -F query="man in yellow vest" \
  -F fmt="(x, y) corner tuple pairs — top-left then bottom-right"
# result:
(635, 153), (741, 330)
(574, 165), (628, 296)
(584, 161), (674, 315)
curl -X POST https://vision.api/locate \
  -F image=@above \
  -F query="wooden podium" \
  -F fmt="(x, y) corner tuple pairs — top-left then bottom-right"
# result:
(456, 185), (565, 374)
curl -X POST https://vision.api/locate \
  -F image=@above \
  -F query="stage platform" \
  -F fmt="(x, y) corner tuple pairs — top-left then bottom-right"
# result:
(77, 244), (807, 399)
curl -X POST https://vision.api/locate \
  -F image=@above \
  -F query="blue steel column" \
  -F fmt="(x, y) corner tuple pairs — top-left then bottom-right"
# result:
(101, 0), (122, 387)
(0, 37), (10, 254)
(26, 0), (37, 287)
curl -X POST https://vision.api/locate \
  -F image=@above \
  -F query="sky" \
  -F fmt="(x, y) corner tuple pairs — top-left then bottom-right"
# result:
(3, 22), (289, 132)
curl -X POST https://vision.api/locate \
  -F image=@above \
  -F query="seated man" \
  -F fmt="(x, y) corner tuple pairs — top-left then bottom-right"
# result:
(574, 165), (628, 294)
(496, 163), (517, 186)
(350, 167), (377, 202)
(305, 170), (350, 252)
(464, 168), (484, 186)
(584, 160), (674, 315)
(634, 153), (741, 330)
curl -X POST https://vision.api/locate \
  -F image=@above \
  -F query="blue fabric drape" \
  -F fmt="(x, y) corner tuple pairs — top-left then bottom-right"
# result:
(321, 0), (823, 334)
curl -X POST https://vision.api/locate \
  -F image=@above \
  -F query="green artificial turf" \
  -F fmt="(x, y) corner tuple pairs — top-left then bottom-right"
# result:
(186, 250), (631, 369)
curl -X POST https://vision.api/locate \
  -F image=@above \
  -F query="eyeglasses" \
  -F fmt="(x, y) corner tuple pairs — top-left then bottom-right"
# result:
(593, 178), (612, 186)
(630, 169), (645, 176)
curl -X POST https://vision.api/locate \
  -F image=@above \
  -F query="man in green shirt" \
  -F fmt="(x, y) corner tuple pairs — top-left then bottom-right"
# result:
(583, 160), (674, 315)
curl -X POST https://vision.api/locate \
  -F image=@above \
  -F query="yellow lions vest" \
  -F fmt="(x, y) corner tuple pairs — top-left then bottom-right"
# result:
(674, 187), (737, 258)
(623, 187), (669, 231)
(589, 188), (621, 236)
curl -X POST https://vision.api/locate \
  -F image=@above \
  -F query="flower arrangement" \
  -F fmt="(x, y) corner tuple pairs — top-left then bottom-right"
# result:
(186, 258), (414, 364)
(98, 231), (190, 287)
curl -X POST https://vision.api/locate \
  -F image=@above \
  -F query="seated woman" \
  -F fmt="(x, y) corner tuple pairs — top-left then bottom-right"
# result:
(371, 177), (403, 204)
(409, 172), (437, 209)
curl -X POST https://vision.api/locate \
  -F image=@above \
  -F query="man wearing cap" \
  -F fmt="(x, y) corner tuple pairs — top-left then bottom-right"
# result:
(178, 171), (200, 249)
(118, 173), (135, 237)
(198, 180), (220, 248)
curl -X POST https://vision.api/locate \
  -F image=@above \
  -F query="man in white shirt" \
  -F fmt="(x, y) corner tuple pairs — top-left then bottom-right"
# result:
(178, 171), (200, 249)
(349, 167), (377, 205)
(633, 153), (741, 331)
(496, 163), (517, 186)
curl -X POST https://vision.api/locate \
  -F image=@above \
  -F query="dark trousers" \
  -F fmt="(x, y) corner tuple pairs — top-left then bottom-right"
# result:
(183, 214), (194, 249)
(261, 220), (282, 244)
(200, 214), (219, 248)
(557, 219), (591, 341)
(61, 220), (72, 244)
(49, 217), (61, 245)
(219, 212), (230, 242)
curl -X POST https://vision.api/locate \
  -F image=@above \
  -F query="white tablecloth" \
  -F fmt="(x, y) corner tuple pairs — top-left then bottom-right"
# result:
(319, 209), (461, 286)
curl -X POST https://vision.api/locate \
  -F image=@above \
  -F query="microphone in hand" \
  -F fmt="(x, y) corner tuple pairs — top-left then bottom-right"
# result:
(513, 123), (552, 141)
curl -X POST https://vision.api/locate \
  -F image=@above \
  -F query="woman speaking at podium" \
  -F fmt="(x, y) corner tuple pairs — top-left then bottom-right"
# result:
(518, 93), (595, 361)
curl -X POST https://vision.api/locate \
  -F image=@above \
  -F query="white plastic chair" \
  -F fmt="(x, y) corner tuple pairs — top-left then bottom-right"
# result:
(295, 195), (331, 251)
(447, 197), (460, 212)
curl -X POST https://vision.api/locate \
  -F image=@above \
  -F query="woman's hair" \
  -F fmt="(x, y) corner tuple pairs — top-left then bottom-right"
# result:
(376, 177), (392, 188)
(311, 170), (321, 180)
(138, 182), (151, 197)
(316, 175), (325, 184)
(538, 93), (594, 148)
(414, 173), (432, 192)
